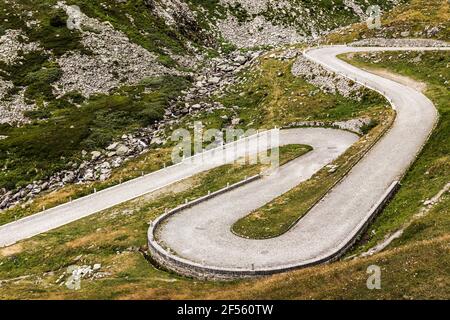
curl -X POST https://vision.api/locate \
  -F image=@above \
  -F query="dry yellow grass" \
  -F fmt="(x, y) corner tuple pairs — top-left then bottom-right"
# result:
(208, 235), (450, 300)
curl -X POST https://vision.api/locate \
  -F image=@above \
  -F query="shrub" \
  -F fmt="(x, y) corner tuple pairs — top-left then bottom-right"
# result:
(23, 65), (62, 100)
(49, 10), (68, 28)
(360, 119), (379, 135)
(23, 110), (52, 120)
(63, 91), (85, 104)
(139, 105), (164, 125)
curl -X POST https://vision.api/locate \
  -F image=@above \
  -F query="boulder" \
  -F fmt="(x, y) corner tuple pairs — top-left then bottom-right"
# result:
(62, 171), (76, 183)
(208, 76), (221, 84)
(91, 151), (102, 161)
(106, 142), (119, 151)
(116, 145), (130, 156)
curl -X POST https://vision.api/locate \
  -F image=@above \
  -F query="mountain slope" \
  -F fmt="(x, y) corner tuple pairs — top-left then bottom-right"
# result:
(0, 0), (401, 203)
(0, 0), (449, 300)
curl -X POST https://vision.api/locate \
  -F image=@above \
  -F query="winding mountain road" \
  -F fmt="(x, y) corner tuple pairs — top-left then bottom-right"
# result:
(149, 45), (449, 278)
(0, 45), (448, 280)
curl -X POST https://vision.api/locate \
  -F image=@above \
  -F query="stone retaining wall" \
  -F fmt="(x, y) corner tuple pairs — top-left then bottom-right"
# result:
(148, 174), (400, 280)
(147, 46), (407, 280)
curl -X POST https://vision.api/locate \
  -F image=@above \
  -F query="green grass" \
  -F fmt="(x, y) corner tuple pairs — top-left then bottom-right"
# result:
(0, 52), (63, 104)
(213, 234), (450, 300)
(0, 143), (308, 298)
(326, 0), (449, 44)
(276, 144), (312, 165)
(231, 109), (394, 239)
(0, 75), (190, 191)
(338, 50), (450, 254)
(204, 56), (388, 130)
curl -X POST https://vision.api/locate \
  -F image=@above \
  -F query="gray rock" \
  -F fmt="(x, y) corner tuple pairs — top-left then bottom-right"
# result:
(208, 76), (221, 84)
(231, 118), (241, 125)
(91, 151), (102, 161)
(400, 31), (410, 37)
(116, 145), (130, 156)
(106, 142), (119, 151)
(62, 171), (76, 184)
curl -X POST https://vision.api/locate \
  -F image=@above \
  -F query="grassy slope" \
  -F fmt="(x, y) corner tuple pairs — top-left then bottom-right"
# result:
(166, 54), (388, 143)
(219, 56), (387, 128)
(232, 109), (394, 239)
(213, 235), (450, 300)
(0, 144), (310, 299)
(0, 0), (196, 191)
(339, 50), (449, 254)
(326, 0), (449, 43)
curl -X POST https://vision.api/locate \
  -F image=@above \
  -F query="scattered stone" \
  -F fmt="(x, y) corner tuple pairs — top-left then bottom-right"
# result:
(285, 117), (372, 135)
(292, 55), (363, 100)
(115, 145), (130, 156)
(0, 29), (40, 65)
(54, 2), (182, 97)
(0, 88), (36, 125)
(217, 15), (304, 48)
(350, 38), (449, 47)
(231, 118), (241, 125)
(91, 151), (102, 161)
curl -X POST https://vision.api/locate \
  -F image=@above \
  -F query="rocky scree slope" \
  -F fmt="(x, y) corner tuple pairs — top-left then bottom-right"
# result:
(0, 0), (402, 210)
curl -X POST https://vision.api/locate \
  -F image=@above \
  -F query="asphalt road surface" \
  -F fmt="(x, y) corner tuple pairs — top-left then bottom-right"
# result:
(1, 46), (447, 277)
(152, 46), (447, 273)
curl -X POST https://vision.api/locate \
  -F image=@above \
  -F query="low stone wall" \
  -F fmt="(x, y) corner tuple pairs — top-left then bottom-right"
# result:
(147, 173), (400, 280)
(350, 38), (449, 48)
(321, 180), (401, 264)
(147, 45), (414, 280)
(147, 175), (262, 280)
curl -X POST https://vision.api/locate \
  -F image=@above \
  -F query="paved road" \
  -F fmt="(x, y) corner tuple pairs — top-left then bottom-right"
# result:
(1, 45), (447, 276)
(0, 126), (354, 247)
(153, 46), (448, 273)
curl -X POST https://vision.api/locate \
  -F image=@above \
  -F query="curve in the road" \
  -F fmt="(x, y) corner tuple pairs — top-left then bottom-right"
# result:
(1, 45), (448, 280)
(0, 128), (306, 247)
(149, 45), (449, 279)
